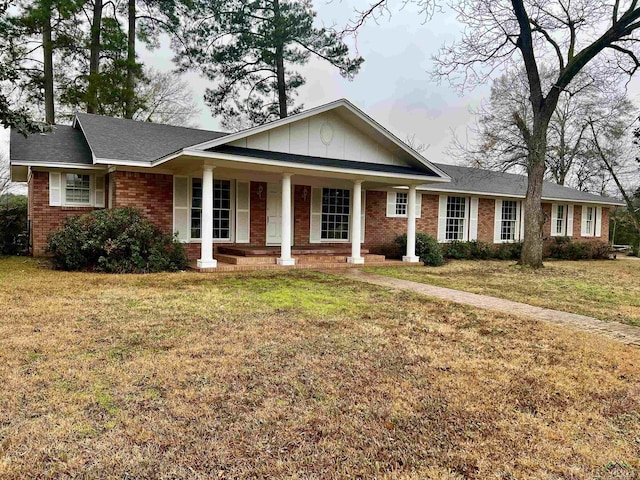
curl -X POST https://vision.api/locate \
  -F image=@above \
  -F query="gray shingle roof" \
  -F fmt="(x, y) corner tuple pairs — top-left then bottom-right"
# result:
(212, 145), (441, 178)
(9, 113), (621, 206)
(75, 113), (227, 163)
(10, 125), (92, 165)
(430, 162), (622, 205)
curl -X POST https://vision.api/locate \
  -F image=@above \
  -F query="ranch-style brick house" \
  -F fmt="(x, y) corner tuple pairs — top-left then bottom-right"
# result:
(10, 99), (622, 269)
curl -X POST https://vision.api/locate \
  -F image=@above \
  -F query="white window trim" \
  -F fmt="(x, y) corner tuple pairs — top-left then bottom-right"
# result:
(189, 176), (236, 244)
(320, 187), (352, 243)
(581, 205), (602, 237)
(551, 203), (574, 237)
(386, 191), (422, 218)
(50, 172), (106, 208)
(441, 195), (471, 243)
(494, 199), (523, 244)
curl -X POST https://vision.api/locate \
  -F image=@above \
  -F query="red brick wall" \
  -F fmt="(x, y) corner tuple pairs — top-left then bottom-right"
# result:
(364, 191), (442, 250)
(113, 171), (173, 233)
(477, 198), (495, 243)
(542, 202), (553, 238)
(601, 207), (610, 240)
(30, 171), (613, 260)
(29, 171), (100, 256)
(293, 185), (311, 245)
(250, 181), (267, 246)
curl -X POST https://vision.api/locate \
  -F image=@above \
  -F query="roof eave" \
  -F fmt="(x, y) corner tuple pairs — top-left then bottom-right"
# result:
(419, 185), (625, 206)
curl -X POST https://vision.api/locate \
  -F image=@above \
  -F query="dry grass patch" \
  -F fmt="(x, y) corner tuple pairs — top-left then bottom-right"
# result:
(367, 259), (640, 326)
(0, 256), (639, 478)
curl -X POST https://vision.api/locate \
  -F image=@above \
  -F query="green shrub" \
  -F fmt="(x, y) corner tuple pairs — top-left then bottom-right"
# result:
(395, 233), (444, 266)
(443, 240), (472, 259)
(493, 242), (523, 260)
(46, 207), (188, 273)
(0, 195), (28, 255)
(544, 237), (611, 260)
(443, 240), (494, 260)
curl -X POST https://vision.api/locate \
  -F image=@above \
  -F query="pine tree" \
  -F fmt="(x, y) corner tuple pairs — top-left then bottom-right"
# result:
(174, 0), (363, 127)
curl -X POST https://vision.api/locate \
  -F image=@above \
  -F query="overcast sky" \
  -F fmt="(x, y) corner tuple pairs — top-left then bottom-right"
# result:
(135, 0), (491, 165)
(5, 0), (640, 171)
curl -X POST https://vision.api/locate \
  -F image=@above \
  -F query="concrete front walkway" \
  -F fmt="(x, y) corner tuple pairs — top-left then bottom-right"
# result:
(333, 269), (640, 347)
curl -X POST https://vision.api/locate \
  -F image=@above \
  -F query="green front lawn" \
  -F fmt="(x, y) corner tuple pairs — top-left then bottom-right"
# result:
(366, 259), (640, 326)
(0, 256), (638, 478)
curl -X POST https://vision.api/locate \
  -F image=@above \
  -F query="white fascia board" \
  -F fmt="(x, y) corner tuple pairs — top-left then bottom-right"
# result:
(94, 157), (153, 167)
(12, 161), (107, 171)
(419, 186), (624, 206)
(183, 98), (451, 181)
(176, 149), (449, 183)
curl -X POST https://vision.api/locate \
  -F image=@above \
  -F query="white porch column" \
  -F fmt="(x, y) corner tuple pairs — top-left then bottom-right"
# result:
(197, 165), (217, 268)
(403, 185), (420, 263)
(347, 179), (364, 264)
(277, 173), (295, 266)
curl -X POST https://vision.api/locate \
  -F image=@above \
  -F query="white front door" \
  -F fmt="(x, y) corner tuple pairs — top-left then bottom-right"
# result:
(266, 183), (283, 245)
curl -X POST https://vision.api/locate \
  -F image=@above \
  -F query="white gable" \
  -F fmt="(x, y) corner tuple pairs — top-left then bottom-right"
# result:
(229, 111), (411, 167)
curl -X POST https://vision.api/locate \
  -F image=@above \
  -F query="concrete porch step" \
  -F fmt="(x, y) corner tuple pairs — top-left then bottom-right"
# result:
(214, 253), (387, 265)
(194, 259), (423, 273)
(218, 246), (371, 257)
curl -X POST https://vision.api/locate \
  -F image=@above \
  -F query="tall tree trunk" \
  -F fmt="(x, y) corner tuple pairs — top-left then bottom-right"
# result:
(124, 0), (136, 119)
(42, 0), (54, 124)
(87, 0), (102, 114)
(273, 0), (287, 118)
(520, 120), (550, 268)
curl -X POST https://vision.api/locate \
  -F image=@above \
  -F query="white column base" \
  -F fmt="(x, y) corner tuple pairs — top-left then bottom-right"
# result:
(277, 258), (296, 266)
(197, 259), (218, 268)
(347, 257), (365, 264)
(402, 256), (420, 263)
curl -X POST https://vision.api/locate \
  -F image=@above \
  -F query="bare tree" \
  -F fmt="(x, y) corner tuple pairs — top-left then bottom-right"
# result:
(347, 0), (640, 268)
(132, 69), (200, 127)
(452, 67), (634, 191)
(587, 106), (640, 254)
(404, 133), (430, 154)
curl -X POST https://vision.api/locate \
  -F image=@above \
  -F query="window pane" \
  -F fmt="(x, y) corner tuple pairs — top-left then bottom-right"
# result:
(445, 197), (466, 240)
(65, 174), (91, 204)
(191, 179), (202, 239)
(395, 192), (408, 216)
(500, 200), (517, 241)
(213, 179), (231, 240)
(321, 188), (350, 240)
(555, 205), (565, 235)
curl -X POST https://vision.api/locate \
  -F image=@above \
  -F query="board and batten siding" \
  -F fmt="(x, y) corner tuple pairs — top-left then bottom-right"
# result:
(229, 111), (411, 167)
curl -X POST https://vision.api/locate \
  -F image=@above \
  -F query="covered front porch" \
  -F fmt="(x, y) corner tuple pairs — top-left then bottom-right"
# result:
(170, 161), (428, 270)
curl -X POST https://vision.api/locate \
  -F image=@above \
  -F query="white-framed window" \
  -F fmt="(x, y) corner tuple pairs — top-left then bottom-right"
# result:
(395, 192), (408, 216)
(386, 191), (422, 218)
(555, 204), (565, 235)
(321, 188), (350, 240)
(49, 172), (105, 208)
(585, 206), (594, 234)
(173, 176), (250, 244)
(580, 205), (602, 237)
(551, 203), (573, 237)
(500, 200), (518, 241)
(438, 195), (477, 242)
(493, 199), (523, 243)
(190, 178), (234, 241)
(445, 196), (467, 241)
(65, 174), (91, 204)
